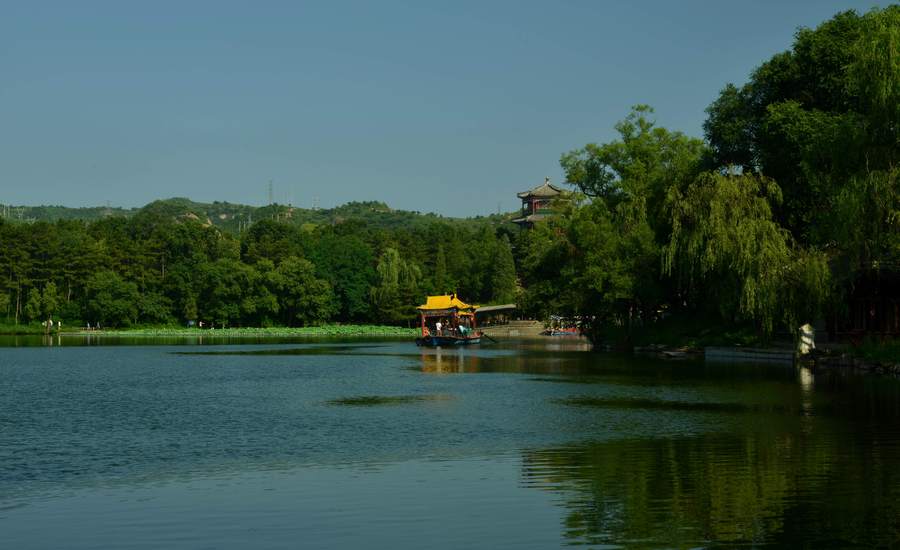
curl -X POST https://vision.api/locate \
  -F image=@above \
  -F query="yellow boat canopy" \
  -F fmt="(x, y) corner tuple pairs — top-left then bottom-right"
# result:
(417, 294), (477, 313)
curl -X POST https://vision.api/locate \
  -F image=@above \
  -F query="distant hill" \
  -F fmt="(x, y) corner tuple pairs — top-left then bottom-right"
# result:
(0, 198), (515, 232)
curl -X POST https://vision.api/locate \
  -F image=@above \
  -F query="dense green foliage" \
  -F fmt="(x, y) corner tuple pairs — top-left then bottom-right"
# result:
(0, 206), (517, 328)
(0, 198), (510, 234)
(2, 7), (895, 344)
(703, 7), (899, 264)
(518, 6), (898, 344)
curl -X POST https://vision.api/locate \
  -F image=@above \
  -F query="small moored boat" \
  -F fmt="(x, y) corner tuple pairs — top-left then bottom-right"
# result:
(542, 315), (580, 336)
(542, 327), (579, 336)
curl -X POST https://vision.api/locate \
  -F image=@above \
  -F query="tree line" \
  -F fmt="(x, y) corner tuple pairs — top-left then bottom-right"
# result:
(517, 6), (898, 344)
(0, 212), (518, 328)
(2, 7), (895, 341)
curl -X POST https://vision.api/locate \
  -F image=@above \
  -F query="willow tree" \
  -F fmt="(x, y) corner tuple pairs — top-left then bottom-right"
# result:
(704, 6), (899, 260)
(840, 6), (900, 272)
(664, 172), (830, 335)
(370, 247), (422, 323)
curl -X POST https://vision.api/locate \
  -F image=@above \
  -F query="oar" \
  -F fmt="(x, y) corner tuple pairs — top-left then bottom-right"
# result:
(481, 333), (499, 344)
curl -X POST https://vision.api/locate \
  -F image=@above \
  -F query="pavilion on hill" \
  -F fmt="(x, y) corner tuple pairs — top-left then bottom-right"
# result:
(512, 177), (567, 228)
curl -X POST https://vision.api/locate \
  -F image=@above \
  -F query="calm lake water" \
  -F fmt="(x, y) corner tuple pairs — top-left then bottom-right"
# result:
(2, 337), (900, 548)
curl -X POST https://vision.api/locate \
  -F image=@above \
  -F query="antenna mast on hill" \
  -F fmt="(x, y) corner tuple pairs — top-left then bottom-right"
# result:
(267, 181), (274, 206)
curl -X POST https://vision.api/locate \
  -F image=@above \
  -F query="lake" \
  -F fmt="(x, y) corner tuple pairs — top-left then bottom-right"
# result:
(2, 337), (900, 548)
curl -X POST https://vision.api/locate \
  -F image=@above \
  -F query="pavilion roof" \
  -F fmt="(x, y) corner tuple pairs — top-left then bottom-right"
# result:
(517, 177), (565, 199)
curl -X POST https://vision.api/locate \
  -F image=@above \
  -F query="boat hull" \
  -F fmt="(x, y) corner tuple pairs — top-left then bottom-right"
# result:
(415, 335), (481, 346)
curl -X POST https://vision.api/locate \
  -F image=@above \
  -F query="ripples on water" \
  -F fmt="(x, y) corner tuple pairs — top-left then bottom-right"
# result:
(2, 337), (900, 548)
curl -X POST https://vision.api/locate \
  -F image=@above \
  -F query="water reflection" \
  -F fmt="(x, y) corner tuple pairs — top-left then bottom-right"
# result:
(3, 338), (900, 547)
(522, 427), (900, 547)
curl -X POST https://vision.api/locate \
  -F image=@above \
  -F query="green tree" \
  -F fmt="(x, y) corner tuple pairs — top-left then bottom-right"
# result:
(196, 259), (260, 327)
(0, 292), (9, 322)
(311, 233), (376, 322)
(518, 196), (660, 347)
(183, 294), (198, 323)
(433, 243), (448, 294)
(138, 291), (174, 325)
(41, 281), (60, 331)
(525, 107), (706, 344)
(83, 271), (141, 327)
(273, 256), (335, 326)
(664, 173), (830, 335)
(370, 248), (421, 323)
(241, 219), (308, 265)
(24, 288), (41, 323)
(245, 259), (279, 326)
(489, 235), (517, 303)
(561, 104), (705, 234)
(704, 6), (899, 250)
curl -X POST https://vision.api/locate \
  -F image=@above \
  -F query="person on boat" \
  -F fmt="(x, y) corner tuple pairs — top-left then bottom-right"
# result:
(435, 320), (442, 335)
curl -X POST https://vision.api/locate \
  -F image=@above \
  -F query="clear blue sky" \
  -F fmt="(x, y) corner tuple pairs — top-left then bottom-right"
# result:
(0, 1), (886, 216)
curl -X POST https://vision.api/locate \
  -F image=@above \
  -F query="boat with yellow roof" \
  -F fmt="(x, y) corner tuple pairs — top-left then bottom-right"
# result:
(415, 294), (483, 346)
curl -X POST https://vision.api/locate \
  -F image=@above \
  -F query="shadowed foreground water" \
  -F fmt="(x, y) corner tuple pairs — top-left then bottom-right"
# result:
(2, 338), (899, 548)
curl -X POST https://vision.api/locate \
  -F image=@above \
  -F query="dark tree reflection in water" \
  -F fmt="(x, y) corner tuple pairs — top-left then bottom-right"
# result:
(2, 339), (900, 548)
(523, 367), (900, 547)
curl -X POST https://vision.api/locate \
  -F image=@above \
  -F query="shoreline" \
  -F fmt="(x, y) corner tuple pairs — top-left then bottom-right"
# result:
(6, 325), (418, 338)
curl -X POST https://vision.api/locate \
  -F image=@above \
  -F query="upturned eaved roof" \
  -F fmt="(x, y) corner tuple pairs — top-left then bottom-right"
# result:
(517, 177), (565, 199)
(417, 294), (477, 312)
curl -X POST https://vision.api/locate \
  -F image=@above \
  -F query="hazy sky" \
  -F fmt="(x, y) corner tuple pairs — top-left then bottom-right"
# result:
(0, 1), (886, 216)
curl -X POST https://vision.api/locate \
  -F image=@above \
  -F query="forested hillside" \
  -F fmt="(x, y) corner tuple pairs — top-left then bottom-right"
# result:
(0, 198), (508, 233)
(0, 202), (518, 328)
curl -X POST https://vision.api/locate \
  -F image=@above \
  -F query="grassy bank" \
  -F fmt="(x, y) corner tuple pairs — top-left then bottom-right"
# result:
(0, 323), (51, 335)
(66, 325), (418, 338)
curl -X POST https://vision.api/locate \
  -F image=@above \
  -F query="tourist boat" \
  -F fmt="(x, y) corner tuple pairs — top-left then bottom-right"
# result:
(415, 295), (483, 346)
